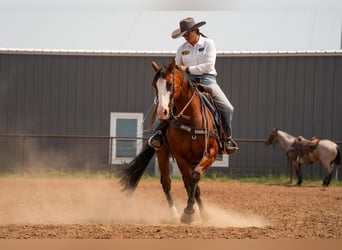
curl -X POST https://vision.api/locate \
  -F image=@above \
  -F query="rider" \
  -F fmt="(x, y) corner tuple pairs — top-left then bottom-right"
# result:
(148, 17), (237, 154)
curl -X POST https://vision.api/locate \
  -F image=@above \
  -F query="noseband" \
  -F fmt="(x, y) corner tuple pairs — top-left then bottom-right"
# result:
(153, 64), (219, 154)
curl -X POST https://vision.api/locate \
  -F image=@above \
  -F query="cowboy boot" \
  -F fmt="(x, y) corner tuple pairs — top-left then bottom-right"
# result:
(224, 137), (239, 154)
(148, 120), (169, 150)
(219, 113), (238, 154)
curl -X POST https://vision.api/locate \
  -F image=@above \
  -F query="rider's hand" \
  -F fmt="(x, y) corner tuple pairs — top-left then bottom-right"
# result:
(179, 65), (187, 72)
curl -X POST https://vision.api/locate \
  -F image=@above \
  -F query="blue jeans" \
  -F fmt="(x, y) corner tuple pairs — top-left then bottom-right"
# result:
(189, 74), (234, 137)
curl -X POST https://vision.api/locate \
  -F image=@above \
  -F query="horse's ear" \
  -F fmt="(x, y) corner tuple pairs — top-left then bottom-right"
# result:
(152, 61), (159, 72)
(166, 59), (176, 73)
(170, 58), (176, 68)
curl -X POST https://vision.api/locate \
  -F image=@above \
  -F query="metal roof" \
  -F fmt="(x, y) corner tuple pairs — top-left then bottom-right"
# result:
(1, 48), (342, 57)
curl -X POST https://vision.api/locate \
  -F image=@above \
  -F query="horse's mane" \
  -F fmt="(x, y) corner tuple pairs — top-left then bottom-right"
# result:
(152, 64), (196, 92)
(278, 129), (296, 141)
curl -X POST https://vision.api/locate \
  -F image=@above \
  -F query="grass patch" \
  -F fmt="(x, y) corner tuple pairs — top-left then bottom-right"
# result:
(200, 173), (290, 183)
(0, 171), (341, 186)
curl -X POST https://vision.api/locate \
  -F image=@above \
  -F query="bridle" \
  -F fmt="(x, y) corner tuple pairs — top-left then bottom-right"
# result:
(154, 65), (215, 155)
(154, 66), (197, 120)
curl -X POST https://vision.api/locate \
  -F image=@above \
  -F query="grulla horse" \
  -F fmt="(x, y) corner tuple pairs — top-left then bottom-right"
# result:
(266, 128), (340, 186)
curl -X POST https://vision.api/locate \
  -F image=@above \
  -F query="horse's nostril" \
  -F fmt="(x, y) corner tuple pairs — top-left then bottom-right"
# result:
(163, 110), (167, 115)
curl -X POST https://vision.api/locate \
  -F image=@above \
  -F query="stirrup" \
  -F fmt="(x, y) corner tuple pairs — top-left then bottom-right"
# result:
(223, 137), (239, 155)
(148, 130), (163, 150)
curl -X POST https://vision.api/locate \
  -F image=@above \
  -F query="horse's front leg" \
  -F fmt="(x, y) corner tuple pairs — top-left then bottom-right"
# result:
(180, 149), (216, 224)
(180, 170), (199, 224)
(156, 149), (179, 220)
(293, 162), (303, 186)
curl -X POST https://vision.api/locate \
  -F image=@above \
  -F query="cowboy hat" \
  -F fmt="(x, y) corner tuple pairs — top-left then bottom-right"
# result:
(171, 17), (206, 39)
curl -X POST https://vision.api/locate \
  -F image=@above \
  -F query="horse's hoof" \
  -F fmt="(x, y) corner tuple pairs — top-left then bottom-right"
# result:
(180, 210), (195, 224)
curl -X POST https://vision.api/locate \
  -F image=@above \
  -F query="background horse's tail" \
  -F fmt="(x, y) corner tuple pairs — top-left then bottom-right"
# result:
(335, 146), (341, 166)
(119, 143), (155, 192)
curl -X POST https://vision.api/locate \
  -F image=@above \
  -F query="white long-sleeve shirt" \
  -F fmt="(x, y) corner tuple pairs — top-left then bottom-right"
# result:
(175, 36), (217, 76)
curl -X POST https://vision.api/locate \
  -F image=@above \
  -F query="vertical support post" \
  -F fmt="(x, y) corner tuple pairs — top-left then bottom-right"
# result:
(289, 160), (293, 184)
(22, 136), (26, 174)
(108, 137), (113, 178)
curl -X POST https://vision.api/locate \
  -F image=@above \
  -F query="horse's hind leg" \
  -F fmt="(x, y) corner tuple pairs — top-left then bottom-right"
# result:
(322, 162), (334, 187)
(323, 173), (333, 187)
(156, 150), (179, 219)
(160, 173), (179, 219)
(194, 185), (209, 222)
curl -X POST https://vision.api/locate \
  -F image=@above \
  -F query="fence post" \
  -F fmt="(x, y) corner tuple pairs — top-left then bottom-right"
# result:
(108, 137), (113, 178)
(22, 136), (26, 174)
(335, 167), (339, 180)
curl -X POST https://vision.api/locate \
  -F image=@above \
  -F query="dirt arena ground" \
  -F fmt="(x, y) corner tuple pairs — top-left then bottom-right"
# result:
(0, 177), (341, 239)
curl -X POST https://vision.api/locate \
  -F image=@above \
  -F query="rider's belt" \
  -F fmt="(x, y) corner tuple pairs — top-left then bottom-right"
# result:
(191, 74), (216, 83)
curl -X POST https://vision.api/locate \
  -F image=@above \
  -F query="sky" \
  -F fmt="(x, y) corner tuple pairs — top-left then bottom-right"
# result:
(1, 0), (341, 11)
(0, 0), (341, 52)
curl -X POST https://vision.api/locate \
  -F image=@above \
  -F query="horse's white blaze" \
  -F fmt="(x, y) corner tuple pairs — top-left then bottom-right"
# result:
(156, 78), (171, 119)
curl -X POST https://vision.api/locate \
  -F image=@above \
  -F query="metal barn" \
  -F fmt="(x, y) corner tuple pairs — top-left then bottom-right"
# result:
(0, 50), (341, 179)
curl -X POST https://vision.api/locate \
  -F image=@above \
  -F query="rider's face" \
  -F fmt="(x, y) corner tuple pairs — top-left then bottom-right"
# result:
(183, 29), (197, 44)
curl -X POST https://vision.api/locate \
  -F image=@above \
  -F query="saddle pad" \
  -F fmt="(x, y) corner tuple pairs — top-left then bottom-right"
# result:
(199, 92), (220, 129)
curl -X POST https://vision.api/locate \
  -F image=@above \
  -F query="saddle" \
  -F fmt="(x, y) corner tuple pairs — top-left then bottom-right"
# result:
(290, 136), (319, 164)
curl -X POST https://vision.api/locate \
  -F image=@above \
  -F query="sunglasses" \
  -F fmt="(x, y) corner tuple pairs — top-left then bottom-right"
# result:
(183, 30), (193, 37)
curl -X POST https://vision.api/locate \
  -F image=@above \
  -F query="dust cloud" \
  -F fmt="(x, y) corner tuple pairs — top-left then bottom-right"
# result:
(0, 178), (269, 228)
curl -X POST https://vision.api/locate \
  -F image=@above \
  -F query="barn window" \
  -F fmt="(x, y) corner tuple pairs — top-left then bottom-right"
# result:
(109, 112), (143, 164)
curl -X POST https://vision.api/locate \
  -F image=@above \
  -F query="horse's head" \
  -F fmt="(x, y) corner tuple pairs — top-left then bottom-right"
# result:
(151, 59), (187, 120)
(265, 128), (279, 145)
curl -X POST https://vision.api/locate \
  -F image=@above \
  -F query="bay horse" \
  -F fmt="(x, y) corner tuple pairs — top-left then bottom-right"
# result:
(265, 128), (341, 186)
(120, 59), (223, 224)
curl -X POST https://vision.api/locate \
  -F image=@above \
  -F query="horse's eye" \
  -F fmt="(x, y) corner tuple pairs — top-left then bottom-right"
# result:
(166, 82), (173, 90)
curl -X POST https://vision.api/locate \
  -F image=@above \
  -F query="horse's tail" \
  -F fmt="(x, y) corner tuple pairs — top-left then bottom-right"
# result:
(334, 145), (341, 166)
(119, 143), (155, 193)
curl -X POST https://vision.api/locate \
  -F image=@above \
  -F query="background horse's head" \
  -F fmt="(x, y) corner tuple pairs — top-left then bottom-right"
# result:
(265, 128), (279, 145)
(152, 59), (186, 120)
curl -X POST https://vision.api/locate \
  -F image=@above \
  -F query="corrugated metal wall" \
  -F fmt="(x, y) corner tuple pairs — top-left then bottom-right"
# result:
(0, 54), (167, 135)
(0, 52), (341, 178)
(216, 55), (342, 177)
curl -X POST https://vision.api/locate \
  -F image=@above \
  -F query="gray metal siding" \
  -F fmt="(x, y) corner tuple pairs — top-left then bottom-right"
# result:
(215, 55), (342, 141)
(215, 55), (342, 177)
(0, 52), (341, 177)
(0, 54), (163, 135)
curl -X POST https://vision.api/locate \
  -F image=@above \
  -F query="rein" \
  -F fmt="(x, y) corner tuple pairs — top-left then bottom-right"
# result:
(154, 65), (219, 155)
(167, 68), (218, 154)
(173, 91), (196, 120)
(170, 67), (198, 120)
